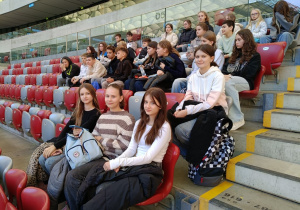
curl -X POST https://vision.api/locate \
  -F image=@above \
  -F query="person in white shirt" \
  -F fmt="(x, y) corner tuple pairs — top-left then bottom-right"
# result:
(126, 31), (138, 51)
(70, 53), (89, 87)
(160, 23), (178, 47)
(246, 9), (267, 42)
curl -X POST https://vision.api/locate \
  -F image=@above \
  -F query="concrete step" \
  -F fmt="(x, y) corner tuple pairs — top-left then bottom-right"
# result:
(276, 92), (300, 110)
(287, 77), (300, 92)
(226, 153), (300, 203)
(263, 109), (300, 132)
(260, 65), (298, 92)
(242, 105), (263, 123)
(246, 129), (300, 164)
(200, 181), (300, 210)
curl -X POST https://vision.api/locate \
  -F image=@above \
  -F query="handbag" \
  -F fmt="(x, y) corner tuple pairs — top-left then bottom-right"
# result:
(65, 125), (103, 169)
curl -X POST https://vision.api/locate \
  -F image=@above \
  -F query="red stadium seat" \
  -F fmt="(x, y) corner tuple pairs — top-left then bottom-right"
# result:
(52, 64), (60, 74)
(24, 75), (31, 85)
(96, 89), (107, 113)
(49, 59), (55, 65)
(165, 93), (185, 110)
(27, 85), (39, 104)
(21, 187), (50, 210)
(7, 64), (11, 69)
(35, 86), (49, 106)
(75, 62), (81, 67)
(122, 90), (133, 111)
(35, 67), (41, 74)
(48, 74), (58, 86)
(14, 85), (24, 101)
(70, 56), (80, 63)
(54, 58), (61, 64)
(64, 87), (79, 111)
(42, 74), (50, 86)
(18, 68), (24, 75)
(0, 185), (17, 210)
(0, 84), (5, 97)
(25, 62), (33, 68)
(55, 116), (70, 137)
(36, 61), (41, 67)
(31, 67), (37, 74)
(239, 65), (266, 99)
(0, 101), (13, 124)
(43, 86), (59, 107)
(5, 169), (27, 210)
(27, 67), (33, 75)
(12, 69), (17, 75)
(257, 42), (286, 84)
(5, 84), (12, 99)
(0, 75), (5, 84)
(9, 85), (16, 100)
(11, 76), (16, 85)
(13, 104), (30, 131)
(135, 47), (142, 56)
(30, 74), (37, 85)
(137, 143), (180, 208)
(30, 110), (52, 141)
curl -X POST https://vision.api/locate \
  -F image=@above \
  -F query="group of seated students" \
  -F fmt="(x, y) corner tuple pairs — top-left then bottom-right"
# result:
(24, 2), (298, 209)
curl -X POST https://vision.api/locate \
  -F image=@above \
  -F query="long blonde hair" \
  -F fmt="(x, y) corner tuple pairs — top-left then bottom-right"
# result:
(247, 9), (264, 28)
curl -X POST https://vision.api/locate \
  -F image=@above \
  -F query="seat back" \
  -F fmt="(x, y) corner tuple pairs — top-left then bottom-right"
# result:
(96, 89), (107, 113)
(53, 87), (69, 109)
(15, 85), (24, 101)
(48, 74), (58, 86)
(36, 74), (43, 86)
(43, 86), (58, 108)
(128, 95), (143, 120)
(64, 87), (79, 111)
(55, 124), (66, 137)
(21, 187), (50, 210)
(0, 185), (17, 210)
(42, 113), (65, 142)
(135, 47), (142, 56)
(35, 86), (48, 106)
(9, 85), (16, 100)
(0, 156), (13, 195)
(41, 66), (48, 74)
(239, 65), (266, 99)
(13, 105), (30, 131)
(165, 93), (185, 110)
(5, 169), (27, 210)
(257, 42), (286, 75)
(30, 110), (52, 142)
(27, 85), (39, 104)
(41, 74), (49, 86)
(30, 75), (37, 85)
(137, 143), (180, 206)
(122, 90), (133, 111)
(21, 85), (32, 103)
(5, 103), (20, 127)
(22, 107), (41, 136)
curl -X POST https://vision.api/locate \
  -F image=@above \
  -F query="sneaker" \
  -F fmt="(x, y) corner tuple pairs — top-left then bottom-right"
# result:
(231, 119), (245, 131)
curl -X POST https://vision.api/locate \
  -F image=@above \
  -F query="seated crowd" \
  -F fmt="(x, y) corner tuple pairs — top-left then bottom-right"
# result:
(24, 1), (298, 209)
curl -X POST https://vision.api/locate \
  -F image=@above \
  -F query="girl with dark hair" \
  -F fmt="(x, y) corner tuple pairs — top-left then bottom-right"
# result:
(160, 23), (178, 47)
(260, 0), (299, 54)
(58, 56), (80, 87)
(97, 42), (111, 68)
(144, 40), (186, 91)
(64, 84), (135, 210)
(124, 41), (159, 92)
(87, 45), (98, 58)
(71, 87), (171, 210)
(223, 29), (261, 130)
(168, 45), (227, 158)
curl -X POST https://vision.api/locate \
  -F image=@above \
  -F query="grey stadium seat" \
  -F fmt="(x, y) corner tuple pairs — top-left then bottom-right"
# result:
(0, 156), (13, 195)
(129, 95), (143, 121)
(42, 113), (65, 142)
(53, 86), (70, 109)
(41, 66), (48, 74)
(46, 65), (53, 74)
(134, 91), (145, 97)
(5, 103), (21, 127)
(22, 107), (41, 136)
(36, 74), (44, 86)
(21, 85), (32, 103)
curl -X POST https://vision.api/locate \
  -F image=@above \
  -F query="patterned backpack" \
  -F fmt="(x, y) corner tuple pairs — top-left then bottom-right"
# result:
(188, 118), (235, 187)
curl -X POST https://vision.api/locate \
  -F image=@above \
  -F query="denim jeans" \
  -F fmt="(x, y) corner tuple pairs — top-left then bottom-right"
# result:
(225, 76), (249, 123)
(38, 154), (65, 175)
(259, 32), (294, 54)
(171, 78), (188, 93)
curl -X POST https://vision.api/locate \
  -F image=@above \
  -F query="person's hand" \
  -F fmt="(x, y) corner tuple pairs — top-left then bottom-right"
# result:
(177, 45), (183, 48)
(159, 63), (165, 70)
(174, 109), (188, 118)
(224, 75), (231, 82)
(43, 145), (56, 158)
(80, 78), (85, 84)
(157, 70), (164, 76)
(73, 128), (82, 137)
(133, 60), (137, 64)
(60, 63), (66, 71)
(94, 135), (102, 142)
(114, 167), (120, 173)
(103, 161), (111, 171)
(224, 54), (230, 59)
(106, 77), (114, 83)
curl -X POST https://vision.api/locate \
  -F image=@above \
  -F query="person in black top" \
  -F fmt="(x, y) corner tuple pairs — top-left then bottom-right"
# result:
(58, 56), (80, 87)
(38, 83), (101, 174)
(223, 29), (261, 130)
(114, 33), (125, 47)
(176, 20), (196, 52)
(198, 11), (214, 31)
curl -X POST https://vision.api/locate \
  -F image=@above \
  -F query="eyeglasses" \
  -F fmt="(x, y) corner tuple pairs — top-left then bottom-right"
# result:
(251, 13), (258, 16)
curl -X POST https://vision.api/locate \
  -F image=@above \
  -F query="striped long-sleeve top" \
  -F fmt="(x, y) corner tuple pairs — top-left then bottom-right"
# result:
(92, 110), (135, 159)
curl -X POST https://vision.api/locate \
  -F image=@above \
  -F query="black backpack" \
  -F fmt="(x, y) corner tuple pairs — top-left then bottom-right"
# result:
(188, 118), (235, 187)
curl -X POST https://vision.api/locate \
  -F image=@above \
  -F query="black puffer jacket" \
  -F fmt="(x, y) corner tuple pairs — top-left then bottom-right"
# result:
(178, 28), (196, 45)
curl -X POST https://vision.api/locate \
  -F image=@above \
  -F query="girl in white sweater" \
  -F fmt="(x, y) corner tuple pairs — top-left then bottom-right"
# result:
(160, 23), (178, 47)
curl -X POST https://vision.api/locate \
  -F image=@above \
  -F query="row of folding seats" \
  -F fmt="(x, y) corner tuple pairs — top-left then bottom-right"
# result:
(6, 55), (81, 70)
